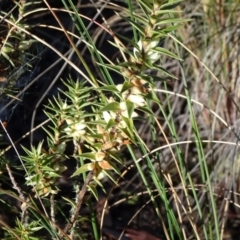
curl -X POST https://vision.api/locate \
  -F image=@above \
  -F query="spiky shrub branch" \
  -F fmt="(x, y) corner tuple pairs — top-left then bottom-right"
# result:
(0, 1), (36, 85)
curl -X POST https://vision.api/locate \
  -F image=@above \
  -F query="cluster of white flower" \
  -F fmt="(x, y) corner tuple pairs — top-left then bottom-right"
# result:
(64, 118), (86, 138)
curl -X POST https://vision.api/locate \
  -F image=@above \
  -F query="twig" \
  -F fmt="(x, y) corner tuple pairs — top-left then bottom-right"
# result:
(50, 194), (56, 230)
(63, 170), (95, 235)
(6, 164), (27, 223)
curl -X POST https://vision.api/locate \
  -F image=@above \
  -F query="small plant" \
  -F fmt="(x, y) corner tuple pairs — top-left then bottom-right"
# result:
(1, 0), (239, 240)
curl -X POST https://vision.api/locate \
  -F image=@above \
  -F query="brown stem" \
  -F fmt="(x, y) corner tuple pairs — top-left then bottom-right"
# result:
(63, 170), (95, 235)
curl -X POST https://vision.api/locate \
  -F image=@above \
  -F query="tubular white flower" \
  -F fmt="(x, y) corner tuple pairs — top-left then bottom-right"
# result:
(103, 111), (116, 123)
(133, 39), (160, 63)
(116, 84), (123, 92)
(133, 40), (143, 59)
(62, 101), (68, 110)
(96, 171), (106, 180)
(120, 101), (138, 118)
(119, 101), (127, 111)
(142, 39), (159, 52)
(127, 94), (146, 107)
(147, 49), (160, 63)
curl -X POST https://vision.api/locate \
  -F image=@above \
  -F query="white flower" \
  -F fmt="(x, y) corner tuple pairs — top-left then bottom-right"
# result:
(119, 101), (127, 111)
(62, 101), (68, 109)
(142, 39), (159, 52)
(147, 49), (160, 63)
(64, 119), (86, 138)
(119, 101), (138, 118)
(133, 39), (160, 63)
(103, 111), (116, 123)
(96, 171), (106, 180)
(127, 94), (146, 107)
(116, 84), (123, 92)
(133, 40), (143, 59)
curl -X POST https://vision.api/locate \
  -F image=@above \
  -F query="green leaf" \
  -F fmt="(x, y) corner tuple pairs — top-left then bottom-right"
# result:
(98, 85), (118, 92)
(1, 52), (15, 66)
(108, 40), (135, 57)
(126, 12), (149, 26)
(152, 64), (178, 79)
(155, 18), (190, 26)
(106, 119), (116, 130)
(119, 62), (143, 71)
(36, 141), (44, 155)
(108, 161), (121, 175)
(121, 116), (134, 134)
(42, 165), (55, 171)
(149, 75), (170, 82)
(118, 14), (145, 36)
(71, 163), (94, 177)
(121, 81), (133, 92)
(47, 171), (60, 177)
(120, 127), (136, 144)
(77, 153), (96, 160)
(18, 39), (37, 51)
(125, 100), (135, 118)
(145, 91), (161, 104)
(43, 126), (58, 140)
(138, 106), (154, 115)
(107, 151), (123, 164)
(114, 32), (140, 49)
(140, 74), (168, 83)
(153, 47), (182, 60)
(160, 0), (183, 10)
(96, 62), (121, 74)
(88, 184), (99, 200)
(137, 0), (152, 13)
(155, 9), (182, 15)
(100, 102), (120, 112)
(102, 170), (118, 185)
(149, 30), (168, 37)
(62, 196), (76, 208)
